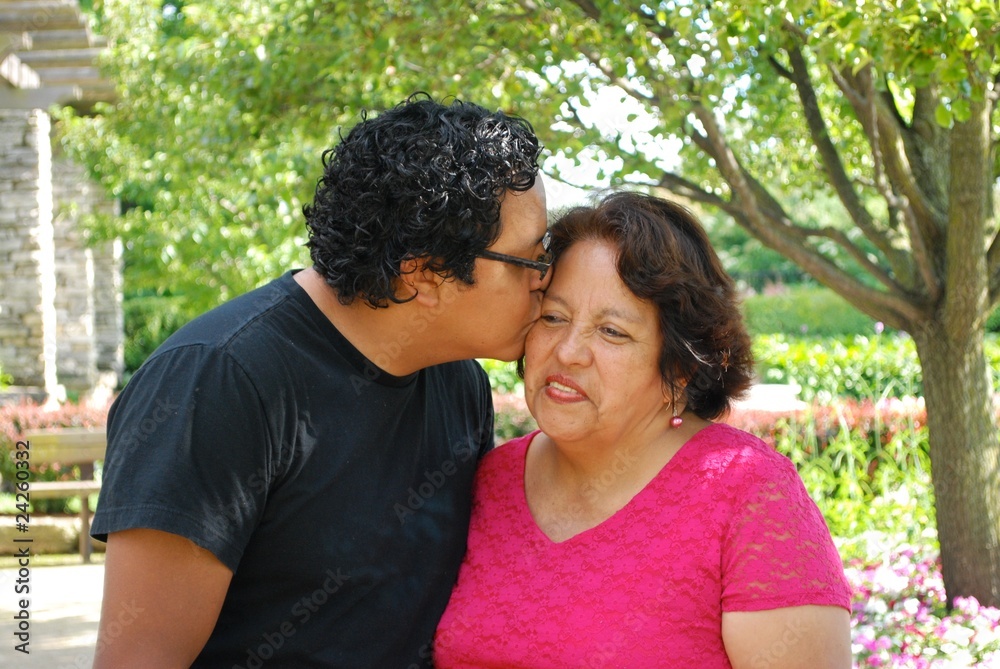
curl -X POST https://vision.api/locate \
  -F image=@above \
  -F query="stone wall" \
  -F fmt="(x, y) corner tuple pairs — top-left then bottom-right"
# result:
(0, 109), (121, 402)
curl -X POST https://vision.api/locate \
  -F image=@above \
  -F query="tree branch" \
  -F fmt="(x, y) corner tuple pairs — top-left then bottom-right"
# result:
(879, 86), (908, 128)
(768, 54), (793, 81)
(580, 49), (655, 103)
(782, 43), (907, 273)
(796, 225), (905, 294)
(989, 240), (1000, 309)
(634, 4), (677, 43)
(685, 100), (925, 327)
(656, 171), (731, 211)
(829, 64), (943, 302)
(567, 0), (601, 21)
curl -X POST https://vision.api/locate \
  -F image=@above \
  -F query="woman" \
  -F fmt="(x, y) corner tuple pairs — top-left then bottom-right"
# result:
(434, 192), (852, 668)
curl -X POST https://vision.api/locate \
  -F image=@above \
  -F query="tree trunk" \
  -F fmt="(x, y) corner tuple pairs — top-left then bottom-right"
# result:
(913, 320), (1000, 607)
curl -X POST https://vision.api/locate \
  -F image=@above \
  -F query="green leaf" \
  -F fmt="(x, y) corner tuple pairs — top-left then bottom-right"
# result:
(951, 97), (972, 122)
(934, 102), (953, 127)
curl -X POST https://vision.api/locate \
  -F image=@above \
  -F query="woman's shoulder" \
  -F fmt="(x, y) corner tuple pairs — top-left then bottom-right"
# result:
(684, 422), (798, 481)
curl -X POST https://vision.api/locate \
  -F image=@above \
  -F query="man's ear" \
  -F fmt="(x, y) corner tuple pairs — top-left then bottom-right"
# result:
(398, 257), (445, 307)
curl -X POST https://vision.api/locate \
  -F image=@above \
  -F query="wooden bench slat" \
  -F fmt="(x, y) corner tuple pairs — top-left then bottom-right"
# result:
(21, 428), (106, 463)
(30, 481), (102, 499)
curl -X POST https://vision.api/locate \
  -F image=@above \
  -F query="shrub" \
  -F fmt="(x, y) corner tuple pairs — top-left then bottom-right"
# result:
(754, 333), (1000, 403)
(754, 333), (922, 402)
(0, 401), (110, 513)
(742, 285), (878, 337)
(492, 392), (535, 443)
(989, 305), (1000, 333)
(479, 359), (524, 395)
(123, 291), (190, 378)
(726, 397), (934, 538)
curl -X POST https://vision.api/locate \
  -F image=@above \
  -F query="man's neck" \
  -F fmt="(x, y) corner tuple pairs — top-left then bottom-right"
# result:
(294, 267), (459, 376)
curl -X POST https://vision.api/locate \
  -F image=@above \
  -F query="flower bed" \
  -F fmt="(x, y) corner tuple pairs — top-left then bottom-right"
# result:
(846, 532), (1000, 667)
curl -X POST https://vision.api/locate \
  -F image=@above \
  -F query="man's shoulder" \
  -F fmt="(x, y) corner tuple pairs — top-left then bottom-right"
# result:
(153, 273), (300, 356)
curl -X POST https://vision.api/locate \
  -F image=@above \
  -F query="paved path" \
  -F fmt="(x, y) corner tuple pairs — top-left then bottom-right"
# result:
(0, 563), (103, 668)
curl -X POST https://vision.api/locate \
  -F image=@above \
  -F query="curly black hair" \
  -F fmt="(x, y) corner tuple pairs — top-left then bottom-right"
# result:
(304, 93), (542, 308)
(549, 192), (756, 420)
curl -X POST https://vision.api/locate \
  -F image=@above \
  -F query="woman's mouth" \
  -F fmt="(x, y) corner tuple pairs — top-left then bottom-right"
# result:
(543, 375), (588, 402)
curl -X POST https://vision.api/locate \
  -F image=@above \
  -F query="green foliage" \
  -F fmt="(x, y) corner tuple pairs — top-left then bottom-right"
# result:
(0, 402), (110, 514)
(478, 359), (524, 395)
(742, 285), (879, 337)
(754, 333), (922, 402)
(122, 291), (191, 376)
(989, 304), (1000, 333)
(481, 360), (535, 442)
(727, 398), (934, 540)
(492, 392), (537, 443)
(754, 333), (1000, 402)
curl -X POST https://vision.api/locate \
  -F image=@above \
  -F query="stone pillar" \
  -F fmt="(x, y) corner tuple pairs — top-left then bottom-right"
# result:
(51, 156), (96, 392)
(92, 236), (123, 389)
(0, 109), (63, 402)
(51, 149), (123, 400)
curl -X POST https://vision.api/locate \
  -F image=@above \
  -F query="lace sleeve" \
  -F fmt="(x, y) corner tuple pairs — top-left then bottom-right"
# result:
(720, 449), (852, 613)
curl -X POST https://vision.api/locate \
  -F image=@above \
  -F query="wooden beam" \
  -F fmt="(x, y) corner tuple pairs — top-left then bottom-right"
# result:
(25, 27), (92, 49)
(31, 64), (102, 84)
(18, 46), (102, 67)
(0, 1), (89, 33)
(0, 83), (80, 107)
(0, 29), (32, 50)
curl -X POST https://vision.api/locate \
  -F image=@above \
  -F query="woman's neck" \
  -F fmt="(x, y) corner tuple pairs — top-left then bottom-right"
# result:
(524, 415), (710, 542)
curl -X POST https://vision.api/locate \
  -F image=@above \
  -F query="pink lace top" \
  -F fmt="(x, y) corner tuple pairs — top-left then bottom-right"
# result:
(434, 423), (851, 668)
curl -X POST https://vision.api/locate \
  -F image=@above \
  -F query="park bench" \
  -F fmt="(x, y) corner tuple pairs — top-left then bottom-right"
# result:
(19, 427), (106, 563)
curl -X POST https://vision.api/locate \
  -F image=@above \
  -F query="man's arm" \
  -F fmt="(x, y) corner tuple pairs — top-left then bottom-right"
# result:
(722, 605), (852, 669)
(93, 528), (234, 669)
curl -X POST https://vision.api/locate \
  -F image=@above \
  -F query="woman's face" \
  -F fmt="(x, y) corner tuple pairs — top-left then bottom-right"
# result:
(524, 238), (667, 446)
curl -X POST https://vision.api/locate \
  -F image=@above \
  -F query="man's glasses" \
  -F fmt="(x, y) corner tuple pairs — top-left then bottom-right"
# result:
(478, 230), (553, 281)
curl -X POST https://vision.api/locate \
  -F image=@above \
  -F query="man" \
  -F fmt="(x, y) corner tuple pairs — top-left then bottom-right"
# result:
(91, 93), (550, 668)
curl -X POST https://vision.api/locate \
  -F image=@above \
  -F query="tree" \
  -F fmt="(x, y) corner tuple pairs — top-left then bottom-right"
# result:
(65, 0), (999, 605)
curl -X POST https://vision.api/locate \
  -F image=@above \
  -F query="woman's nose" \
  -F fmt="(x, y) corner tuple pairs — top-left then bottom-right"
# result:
(554, 327), (592, 366)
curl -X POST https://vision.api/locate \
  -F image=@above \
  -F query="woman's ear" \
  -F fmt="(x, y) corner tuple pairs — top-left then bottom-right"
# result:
(661, 377), (688, 410)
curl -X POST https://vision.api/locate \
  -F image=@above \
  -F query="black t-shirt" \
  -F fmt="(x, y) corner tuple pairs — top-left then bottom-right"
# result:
(92, 271), (494, 668)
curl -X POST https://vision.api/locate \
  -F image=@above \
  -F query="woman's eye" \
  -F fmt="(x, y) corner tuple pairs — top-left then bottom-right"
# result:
(540, 314), (565, 324)
(600, 326), (627, 338)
